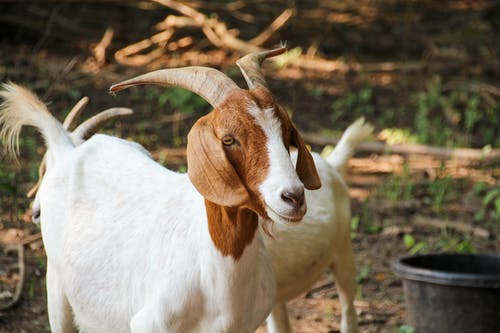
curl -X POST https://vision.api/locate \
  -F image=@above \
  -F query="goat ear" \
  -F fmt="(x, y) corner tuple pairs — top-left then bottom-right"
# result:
(291, 125), (321, 190)
(187, 114), (250, 207)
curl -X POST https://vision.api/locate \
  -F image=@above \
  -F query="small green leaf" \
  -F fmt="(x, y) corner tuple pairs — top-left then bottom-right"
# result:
(494, 197), (500, 219)
(356, 265), (370, 284)
(399, 324), (415, 333)
(409, 241), (427, 255)
(483, 188), (500, 206)
(350, 216), (360, 232)
(403, 234), (415, 249)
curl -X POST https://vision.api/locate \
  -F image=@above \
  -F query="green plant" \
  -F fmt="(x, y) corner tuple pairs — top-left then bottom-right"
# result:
(0, 170), (17, 197)
(474, 184), (500, 221)
(437, 233), (475, 253)
(356, 265), (370, 284)
(399, 325), (415, 333)
(157, 87), (208, 114)
(411, 77), (500, 147)
(350, 216), (360, 239)
(141, 86), (210, 116)
(356, 201), (381, 234)
(464, 95), (482, 134)
(355, 265), (370, 301)
(413, 79), (455, 146)
(331, 86), (375, 122)
(376, 163), (414, 202)
(309, 85), (324, 100)
(427, 176), (454, 211)
(403, 233), (428, 255)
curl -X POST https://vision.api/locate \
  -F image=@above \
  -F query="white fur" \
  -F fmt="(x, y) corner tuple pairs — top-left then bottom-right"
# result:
(0, 84), (302, 333)
(250, 106), (305, 224)
(262, 118), (374, 333)
(37, 136), (276, 333)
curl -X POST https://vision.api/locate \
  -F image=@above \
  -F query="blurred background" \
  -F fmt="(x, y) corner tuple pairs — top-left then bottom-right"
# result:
(0, 1), (499, 332)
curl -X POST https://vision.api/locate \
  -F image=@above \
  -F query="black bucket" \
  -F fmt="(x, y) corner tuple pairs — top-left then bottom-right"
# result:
(393, 253), (500, 333)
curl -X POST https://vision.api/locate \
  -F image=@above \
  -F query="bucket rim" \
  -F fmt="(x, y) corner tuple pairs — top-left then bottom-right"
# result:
(392, 253), (500, 288)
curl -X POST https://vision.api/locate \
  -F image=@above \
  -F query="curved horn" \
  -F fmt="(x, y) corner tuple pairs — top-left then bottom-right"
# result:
(109, 67), (239, 109)
(71, 107), (133, 140)
(236, 47), (286, 90)
(62, 96), (89, 130)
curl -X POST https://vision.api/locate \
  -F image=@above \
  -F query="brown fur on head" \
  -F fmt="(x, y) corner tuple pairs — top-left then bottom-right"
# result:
(187, 86), (320, 219)
(187, 89), (267, 211)
(249, 86), (321, 191)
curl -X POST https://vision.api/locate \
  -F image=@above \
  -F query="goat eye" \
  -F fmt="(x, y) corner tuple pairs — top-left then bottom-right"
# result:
(222, 135), (235, 146)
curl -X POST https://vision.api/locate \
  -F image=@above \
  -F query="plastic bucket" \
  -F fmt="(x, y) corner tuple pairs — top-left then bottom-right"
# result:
(393, 253), (500, 333)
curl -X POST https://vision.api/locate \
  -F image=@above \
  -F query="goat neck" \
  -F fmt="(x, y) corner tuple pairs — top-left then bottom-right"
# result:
(204, 200), (258, 260)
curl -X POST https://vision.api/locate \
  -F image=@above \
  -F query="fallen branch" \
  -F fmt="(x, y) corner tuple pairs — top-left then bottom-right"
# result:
(412, 215), (491, 239)
(303, 132), (500, 163)
(0, 244), (25, 311)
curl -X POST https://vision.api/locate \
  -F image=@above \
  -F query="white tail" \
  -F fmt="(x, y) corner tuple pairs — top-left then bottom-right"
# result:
(325, 117), (374, 177)
(0, 82), (73, 159)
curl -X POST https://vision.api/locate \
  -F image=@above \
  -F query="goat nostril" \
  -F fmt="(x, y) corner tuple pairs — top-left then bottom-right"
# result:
(281, 190), (305, 209)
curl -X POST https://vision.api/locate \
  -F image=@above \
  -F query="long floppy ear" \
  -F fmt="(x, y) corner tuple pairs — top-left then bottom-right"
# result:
(187, 114), (250, 207)
(291, 125), (321, 190)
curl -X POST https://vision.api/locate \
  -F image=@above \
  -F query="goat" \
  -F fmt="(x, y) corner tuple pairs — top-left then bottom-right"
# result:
(234, 53), (373, 333)
(29, 97), (134, 223)
(0, 48), (321, 333)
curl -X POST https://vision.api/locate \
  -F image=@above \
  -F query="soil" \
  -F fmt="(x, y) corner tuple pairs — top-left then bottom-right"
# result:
(0, 1), (499, 332)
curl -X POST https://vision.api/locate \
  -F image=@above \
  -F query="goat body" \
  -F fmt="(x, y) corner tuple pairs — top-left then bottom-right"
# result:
(40, 134), (275, 333)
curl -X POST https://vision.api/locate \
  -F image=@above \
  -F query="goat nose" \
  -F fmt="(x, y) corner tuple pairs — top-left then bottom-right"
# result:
(281, 189), (305, 209)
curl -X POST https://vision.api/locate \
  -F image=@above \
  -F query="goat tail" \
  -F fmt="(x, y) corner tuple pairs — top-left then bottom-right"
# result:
(0, 82), (73, 159)
(324, 117), (374, 177)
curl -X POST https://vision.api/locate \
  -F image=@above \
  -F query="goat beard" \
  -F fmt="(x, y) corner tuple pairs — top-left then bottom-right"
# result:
(260, 217), (275, 239)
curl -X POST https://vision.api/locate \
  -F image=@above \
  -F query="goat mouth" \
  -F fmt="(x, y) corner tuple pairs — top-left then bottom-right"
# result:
(265, 204), (305, 224)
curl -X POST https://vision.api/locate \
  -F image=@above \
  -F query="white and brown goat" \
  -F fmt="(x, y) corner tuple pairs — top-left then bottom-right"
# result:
(0, 48), (320, 333)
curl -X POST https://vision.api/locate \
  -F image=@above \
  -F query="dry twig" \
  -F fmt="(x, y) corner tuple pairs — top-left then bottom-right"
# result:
(114, 29), (175, 67)
(91, 28), (115, 68)
(249, 8), (294, 46)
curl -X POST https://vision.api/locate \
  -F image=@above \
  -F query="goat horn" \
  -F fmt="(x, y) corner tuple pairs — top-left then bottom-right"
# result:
(72, 107), (133, 140)
(236, 47), (286, 90)
(62, 96), (89, 130)
(109, 67), (239, 109)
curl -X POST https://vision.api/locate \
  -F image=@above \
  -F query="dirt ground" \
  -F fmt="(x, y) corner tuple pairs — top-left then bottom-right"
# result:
(0, 1), (499, 332)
